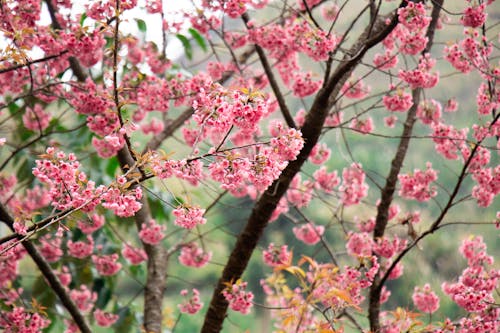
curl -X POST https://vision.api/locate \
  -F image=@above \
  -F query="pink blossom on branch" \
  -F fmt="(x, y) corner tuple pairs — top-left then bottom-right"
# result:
(138, 219), (166, 245)
(222, 280), (254, 314)
(339, 163), (369, 206)
(178, 243), (212, 268)
(122, 244), (148, 265)
(173, 204), (206, 229)
(92, 253), (122, 276)
(398, 162), (438, 202)
(178, 289), (204, 314)
(293, 223), (325, 245)
(93, 309), (119, 327)
(262, 243), (292, 267)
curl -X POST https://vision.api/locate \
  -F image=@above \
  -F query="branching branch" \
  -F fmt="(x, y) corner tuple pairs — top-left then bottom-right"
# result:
(241, 12), (296, 129)
(0, 204), (91, 333)
(200, 6), (400, 333)
(367, 1), (444, 331)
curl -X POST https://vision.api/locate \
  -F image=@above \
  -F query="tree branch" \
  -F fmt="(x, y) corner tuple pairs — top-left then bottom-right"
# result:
(0, 204), (92, 333)
(200, 7), (400, 333)
(367, 1), (444, 331)
(45, 0), (88, 82)
(241, 12), (296, 129)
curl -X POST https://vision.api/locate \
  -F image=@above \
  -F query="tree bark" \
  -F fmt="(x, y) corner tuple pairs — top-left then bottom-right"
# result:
(368, 1), (444, 331)
(201, 6), (401, 332)
(0, 204), (92, 333)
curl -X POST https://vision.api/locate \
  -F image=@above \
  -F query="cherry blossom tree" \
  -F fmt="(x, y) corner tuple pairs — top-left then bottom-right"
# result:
(0, 0), (498, 332)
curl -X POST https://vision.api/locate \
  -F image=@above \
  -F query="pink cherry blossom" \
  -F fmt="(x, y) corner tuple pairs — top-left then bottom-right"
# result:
(67, 235), (94, 259)
(412, 284), (440, 314)
(346, 232), (373, 257)
(139, 219), (166, 245)
(461, 4), (487, 28)
(70, 285), (96, 313)
(178, 289), (204, 314)
(398, 162), (438, 202)
(262, 243), (291, 267)
(383, 89), (413, 112)
(122, 244), (148, 265)
(222, 280), (254, 314)
(23, 104), (51, 131)
(178, 243), (212, 268)
(173, 204), (206, 229)
(94, 309), (119, 327)
(293, 223), (325, 245)
(92, 253), (122, 276)
(339, 163), (368, 206)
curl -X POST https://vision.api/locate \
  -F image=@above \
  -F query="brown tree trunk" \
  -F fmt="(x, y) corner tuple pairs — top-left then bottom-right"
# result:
(368, 1), (444, 331)
(201, 6), (401, 332)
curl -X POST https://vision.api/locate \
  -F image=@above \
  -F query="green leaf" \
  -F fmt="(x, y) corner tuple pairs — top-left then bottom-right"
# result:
(106, 157), (119, 178)
(93, 278), (112, 309)
(80, 12), (87, 26)
(188, 28), (207, 52)
(148, 196), (169, 222)
(7, 101), (19, 115)
(176, 34), (193, 60)
(135, 18), (147, 33)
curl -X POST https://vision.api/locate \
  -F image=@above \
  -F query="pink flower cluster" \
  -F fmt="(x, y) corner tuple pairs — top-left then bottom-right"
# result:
(380, 3), (430, 57)
(293, 223), (325, 245)
(32, 147), (102, 212)
(383, 89), (413, 112)
(151, 157), (204, 186)
(397, 2), (431, 31)
(262, 243), (291, 267)
(39, 234), (63, 262)
(94, 309), (119, 327)
(373, 50), (399, 69)
(139, 219), (166, 245)
(431, 122), (468, 160)
(307, 262), (375, 311)
(350, 117), (374, 135)
(291, 71), (323, 98)
(178, 289), (203, 314)
(191, 84), (268, 141)
(399, 54), (439, 90)
(62, 27), (105, 67)
(67, 235), (94, 259)
(122, 244), (147, 265)
(70, 285), (97, 313)
(373, 235), (407, 259)
(92, 133), (126, 159)
(416, 99), (442, 125)
(346, 232), (373, 257)
(398, 162), (438, 202)
(173, 204), (206, 229)
(91, 253), (122, 276)
(0, 306), (50, 333)
(339, 163), (368, 206)
(342, 78), (371, 99)
(287, 174), (314, 208)
(23, 104), (51, 132)
(471, 165), (500, 208)
(461, 3), (487, 28)
(222, 280), (254, 314)
(78, 214), (105, 234)
(178, 243), (212, 268)
(313, 166), (340, 193)
(442, 236), (499, 330)
(101, 186), (143, 217)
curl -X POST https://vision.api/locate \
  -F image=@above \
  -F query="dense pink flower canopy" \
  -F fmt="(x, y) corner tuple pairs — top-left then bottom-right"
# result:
(0, 0), (498, 333)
